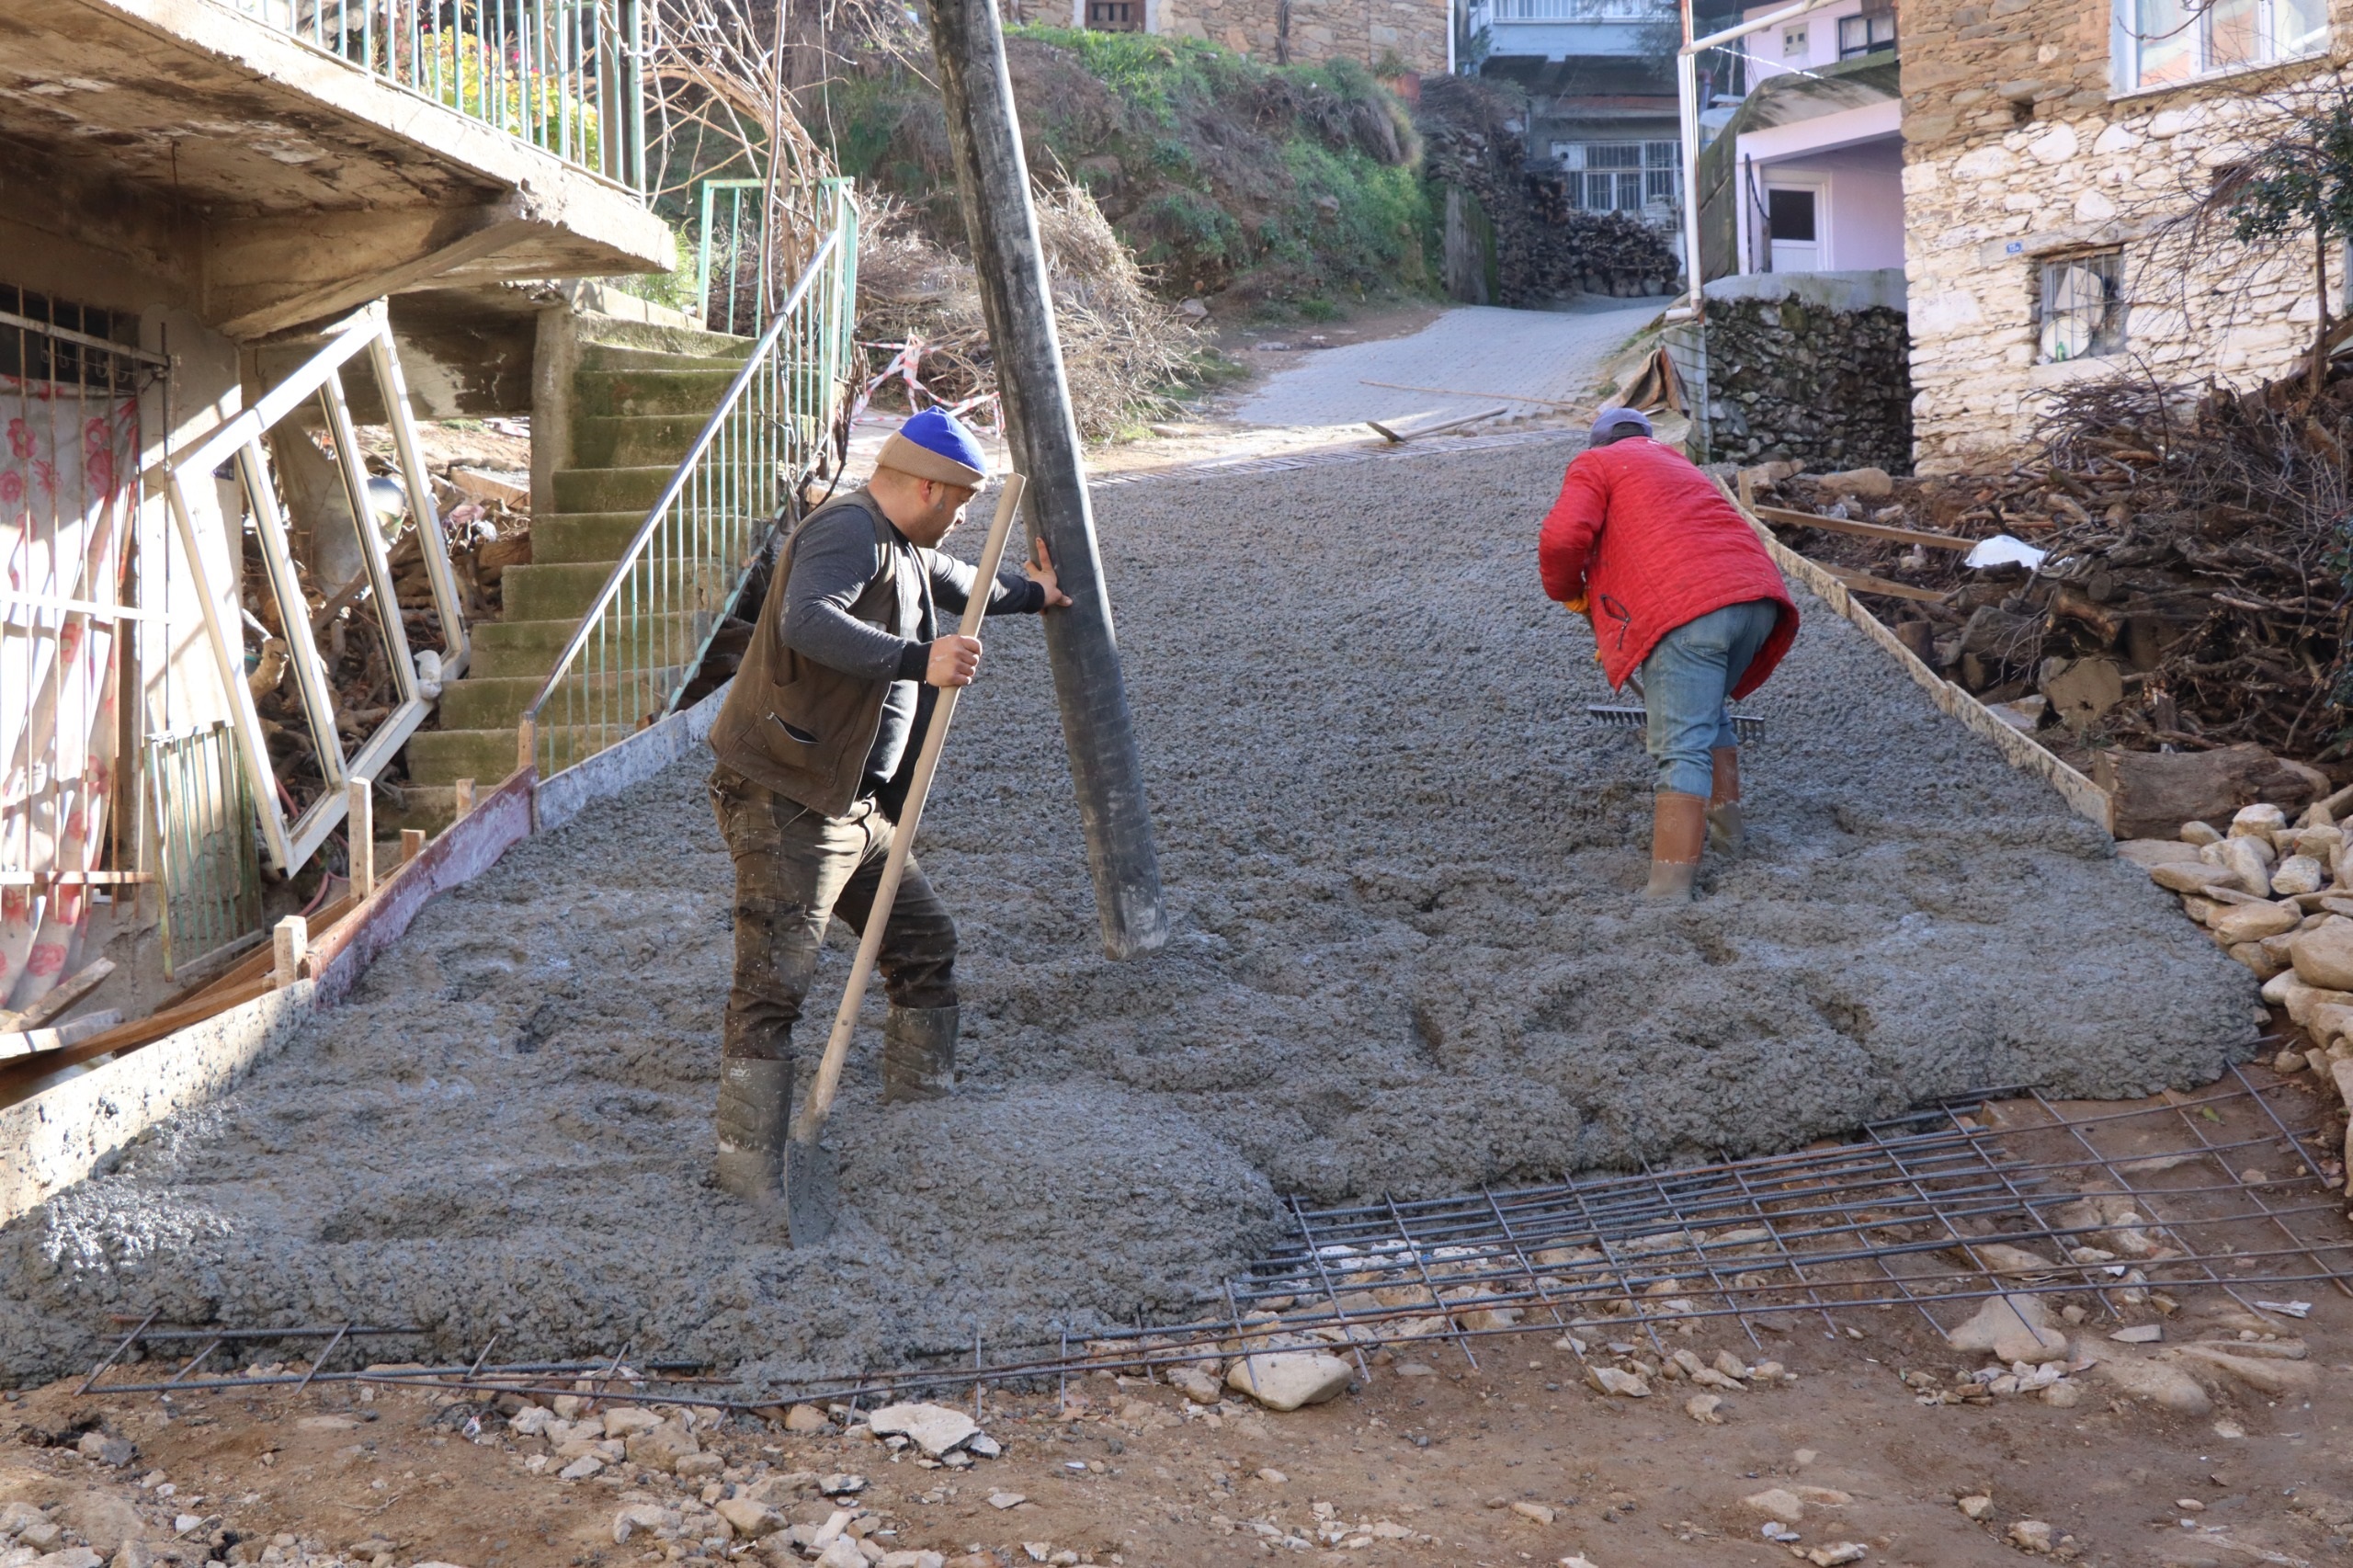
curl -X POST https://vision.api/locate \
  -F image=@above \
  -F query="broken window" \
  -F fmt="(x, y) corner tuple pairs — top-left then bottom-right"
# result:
(2114, 0), (2326, 91)
(1836, 11), (1896, 58)
(2038, 250), (2128, 363)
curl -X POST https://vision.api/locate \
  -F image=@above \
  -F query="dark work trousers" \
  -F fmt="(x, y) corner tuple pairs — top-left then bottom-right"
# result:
(709, 762), (958, 1064)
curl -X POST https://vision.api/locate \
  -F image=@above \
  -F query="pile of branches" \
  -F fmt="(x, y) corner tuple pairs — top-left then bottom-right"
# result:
(2016, 370), (2353, 757)
(855, 186), (1202, 441)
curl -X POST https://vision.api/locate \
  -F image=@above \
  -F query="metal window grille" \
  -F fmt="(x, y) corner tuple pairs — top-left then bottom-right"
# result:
(1085, 0), (1142, 28)
(1, 290), (165, 1014)
(1490, 0), (1665, 20)
(1552, 141), (1681, 216)
(145, 724), (263, 978)
(215, 0), (645, 190)
(2039, 251), (2127, 363)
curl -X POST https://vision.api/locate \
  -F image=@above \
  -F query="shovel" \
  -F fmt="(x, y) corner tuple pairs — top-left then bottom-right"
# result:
(784, 472), (1029, 1247)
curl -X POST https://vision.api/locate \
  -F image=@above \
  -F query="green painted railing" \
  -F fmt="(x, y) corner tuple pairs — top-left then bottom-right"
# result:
(518, 180), (859, 780)
(221, 0), (646, 190)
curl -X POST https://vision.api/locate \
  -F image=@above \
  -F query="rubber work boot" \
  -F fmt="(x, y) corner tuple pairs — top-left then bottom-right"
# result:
(881, 1004), (959, 1104)
(1644, 791), (1709, 903)
(715, 1056), (792, 1205)
(1708, 746), (1746, 858)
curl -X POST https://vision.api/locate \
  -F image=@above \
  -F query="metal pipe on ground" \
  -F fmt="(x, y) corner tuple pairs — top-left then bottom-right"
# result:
(920, 0), (1167, 961)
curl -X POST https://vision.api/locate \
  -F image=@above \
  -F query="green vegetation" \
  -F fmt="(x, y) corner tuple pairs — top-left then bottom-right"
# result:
(818, 30), (1434, 310)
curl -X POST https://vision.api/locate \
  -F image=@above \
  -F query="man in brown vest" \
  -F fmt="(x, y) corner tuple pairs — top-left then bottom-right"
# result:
(704, 408), (1065, 1204)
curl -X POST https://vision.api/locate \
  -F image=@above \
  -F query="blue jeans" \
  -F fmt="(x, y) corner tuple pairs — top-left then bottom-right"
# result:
(1642, 599), (1779, 796)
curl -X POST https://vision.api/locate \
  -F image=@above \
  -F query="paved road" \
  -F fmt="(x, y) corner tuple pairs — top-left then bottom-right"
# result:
(1230, 299), (1659, 431)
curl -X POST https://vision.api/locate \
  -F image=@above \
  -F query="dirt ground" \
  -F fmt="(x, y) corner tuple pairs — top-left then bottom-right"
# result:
(9, 1093), (2348, 1568)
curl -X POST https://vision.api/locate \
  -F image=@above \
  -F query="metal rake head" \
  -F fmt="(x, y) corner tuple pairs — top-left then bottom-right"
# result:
(1586, 704), (1767, 741)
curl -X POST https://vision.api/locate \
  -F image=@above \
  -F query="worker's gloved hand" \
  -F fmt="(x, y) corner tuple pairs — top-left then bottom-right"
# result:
(926, 633), (983, 688)
(1562, 590), (1590, 615)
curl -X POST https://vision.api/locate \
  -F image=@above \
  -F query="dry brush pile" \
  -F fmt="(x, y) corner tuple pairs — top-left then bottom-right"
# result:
(855, 184), (1203, 441)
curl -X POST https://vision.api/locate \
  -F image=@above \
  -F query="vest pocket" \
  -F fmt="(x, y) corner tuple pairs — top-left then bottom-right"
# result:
(767, 714), (821, 748)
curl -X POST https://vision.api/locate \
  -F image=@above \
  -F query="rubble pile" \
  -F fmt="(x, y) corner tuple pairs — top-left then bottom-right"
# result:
(1704, 296), (1913, 473)
(853, 187), (1201, 442)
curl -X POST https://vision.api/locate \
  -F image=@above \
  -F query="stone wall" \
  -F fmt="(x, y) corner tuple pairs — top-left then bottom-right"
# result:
(1900, 0), (2353, 474)
(1151, 0), (1449, 78)
(1700, 270), (1914, 472)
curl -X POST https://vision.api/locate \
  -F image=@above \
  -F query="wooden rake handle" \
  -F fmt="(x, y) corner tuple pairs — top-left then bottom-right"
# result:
(789, 472), (1029, 1143)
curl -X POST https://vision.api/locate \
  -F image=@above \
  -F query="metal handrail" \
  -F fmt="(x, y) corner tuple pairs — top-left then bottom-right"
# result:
(517, 182), (858, 780)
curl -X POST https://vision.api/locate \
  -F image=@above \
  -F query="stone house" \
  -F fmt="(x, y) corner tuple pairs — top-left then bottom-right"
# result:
(1900, 0), (2345, 472)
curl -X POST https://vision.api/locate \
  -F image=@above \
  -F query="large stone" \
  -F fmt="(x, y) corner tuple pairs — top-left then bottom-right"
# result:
(1944, 1293), (2068, 1364)
(2094, 1353), (2211, 1414)
(2172, 1344), (2316, 1394)
(1166, 1366), (1222, 1404)
(612, 1505), (675, 1544)
(2213, 836), (2275, 896)
(2149, 860), (2238, 893)
(865, 1403), (980, 1459)
(1742, 1488), (1807, 1524)
(2211, 902), (2300, 944)
(2117, 838), (2205, 869)
(2232, 802), (2289, 837)
(1817, 467), (1894, 499)
(783, 1403), (829, 1435)
(1225, 1351), (1352, 1412)
(2273, 855), (2326, 896)
(714, 1498), (787, 1540)
(2290, 920), (2353, 990)
(622, 1420), (700, 1473)
(602, 1407), (662, 1438)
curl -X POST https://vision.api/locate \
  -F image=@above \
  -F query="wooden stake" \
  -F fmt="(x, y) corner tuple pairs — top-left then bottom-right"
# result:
(453, 777), (476, 816)
(401, 828), (426, 864)
(272, 915), (309, 987)
(922, 0), (1167, 960)
(348, 776), (375, 898)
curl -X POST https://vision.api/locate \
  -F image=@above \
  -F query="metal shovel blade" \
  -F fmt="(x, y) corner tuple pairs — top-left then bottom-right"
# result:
(783, 1135), (838, 1247)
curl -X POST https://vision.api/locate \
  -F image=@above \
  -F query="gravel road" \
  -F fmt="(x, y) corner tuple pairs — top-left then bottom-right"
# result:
(0, 434), (2259, 1391)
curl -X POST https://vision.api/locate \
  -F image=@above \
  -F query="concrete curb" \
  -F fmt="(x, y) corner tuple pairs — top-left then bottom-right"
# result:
(0, 683), (735, 1226)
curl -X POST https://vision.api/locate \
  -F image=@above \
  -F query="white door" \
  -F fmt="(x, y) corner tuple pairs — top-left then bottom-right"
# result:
(1766, 185), (1823, 273)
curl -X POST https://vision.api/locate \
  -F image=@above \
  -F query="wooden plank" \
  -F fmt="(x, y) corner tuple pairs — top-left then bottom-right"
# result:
(161, 893), (355, 1013)
(1755, 504), (1973, 551)
(0, 1011), (124, 1061)
(1822, 566), (1951, 604)
(0, 958), (117, 1033)
(18, 978), (275, 1075)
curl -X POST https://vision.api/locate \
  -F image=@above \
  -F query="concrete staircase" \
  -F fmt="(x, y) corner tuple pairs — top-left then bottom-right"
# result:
(401, 328), (751, 813)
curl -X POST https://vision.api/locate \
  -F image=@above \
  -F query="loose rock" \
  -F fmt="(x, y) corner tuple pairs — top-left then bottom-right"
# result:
(1684, 1393), (1725, 1424)
(1944, 1294), (2069, 1364)
(2212, 902), (2300, 943)
(1957, 1494), (1993, 1519)
(2008, 1519), (2054, 1552)
(2094, 1353), (2211, 1414)
(1165, 1367), (1222, 1403)
(1742, 1488), (1806, 1525)
(866, 1403), (981, 1459)
(2291, 919), (2353, 989)
(1586, 1367), (1650, 1398)
(1225, 1351), (1351, 1412)
(783, 1404), (829, 1435)
(1510, 1501), (1555, 1525)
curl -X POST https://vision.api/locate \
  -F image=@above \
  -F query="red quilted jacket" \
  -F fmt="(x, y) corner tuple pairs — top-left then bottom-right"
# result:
(1538, 437), (1799, 696)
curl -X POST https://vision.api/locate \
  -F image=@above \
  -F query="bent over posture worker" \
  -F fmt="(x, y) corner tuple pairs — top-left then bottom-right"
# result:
(703, 408), (1069, 1202)
(1538, 407), (1799, 903)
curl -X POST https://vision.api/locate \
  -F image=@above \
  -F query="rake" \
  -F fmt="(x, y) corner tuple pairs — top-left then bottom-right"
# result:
(1586, 672), (1767, 741)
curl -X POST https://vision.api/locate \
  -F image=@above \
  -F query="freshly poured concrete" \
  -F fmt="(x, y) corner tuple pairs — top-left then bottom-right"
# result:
(0, 437), (2257, 1389)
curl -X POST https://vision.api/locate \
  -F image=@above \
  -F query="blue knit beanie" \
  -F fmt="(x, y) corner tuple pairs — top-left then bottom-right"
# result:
(878, 407), (989, 487)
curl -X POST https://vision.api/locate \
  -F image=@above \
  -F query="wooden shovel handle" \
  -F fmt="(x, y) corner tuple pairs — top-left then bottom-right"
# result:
(790, 473), (1029, 1142)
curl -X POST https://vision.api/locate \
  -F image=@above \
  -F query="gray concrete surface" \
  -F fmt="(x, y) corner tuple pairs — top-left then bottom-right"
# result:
(0, 436), (2259, 1390)
(1230, 301), (1655, 429)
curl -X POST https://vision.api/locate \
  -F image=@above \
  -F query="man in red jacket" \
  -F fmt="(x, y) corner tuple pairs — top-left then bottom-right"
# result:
(1539, 408), (1800, 901)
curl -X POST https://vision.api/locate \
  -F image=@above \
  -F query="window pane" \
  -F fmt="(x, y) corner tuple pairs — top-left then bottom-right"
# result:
(2133, 0), (2196, 85)
(2040, 252), (2126, 362)
(2276, 0), (2329, 55)
(2207, 0), (2260, 68)
(1768, 188), (1817, 242)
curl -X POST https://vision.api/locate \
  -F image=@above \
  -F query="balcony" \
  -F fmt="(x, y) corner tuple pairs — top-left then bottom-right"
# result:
(1478, 0), (1676, 63)
(0, 0), (671, 339)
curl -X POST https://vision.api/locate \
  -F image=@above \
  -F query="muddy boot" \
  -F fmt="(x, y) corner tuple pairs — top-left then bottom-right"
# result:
(715, 1056), (792, 1204)
(1708, 746), (1745, 858)
(881, 1005), (959, 1104)
(1644, 791), (1708, 903)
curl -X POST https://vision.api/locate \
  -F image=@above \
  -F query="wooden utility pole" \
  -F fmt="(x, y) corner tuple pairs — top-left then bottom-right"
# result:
(922, 0), (1168, 960)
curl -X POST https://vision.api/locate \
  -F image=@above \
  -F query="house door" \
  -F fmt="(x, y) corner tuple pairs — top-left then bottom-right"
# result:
(1767, 185), (1822, 273)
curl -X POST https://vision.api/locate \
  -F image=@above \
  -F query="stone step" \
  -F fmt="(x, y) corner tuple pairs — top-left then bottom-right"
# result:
(501, 556), (736, 623)
(438, 667), (680, 732)
(409, 721), (681, 785)
(574, 366), (743, 419)
(469, 610), (711, 679)
(574, 413), (708, 470)
(580, 341), (747, 374)
(551, 464), (675, 514)
(533, 510), (647, 564)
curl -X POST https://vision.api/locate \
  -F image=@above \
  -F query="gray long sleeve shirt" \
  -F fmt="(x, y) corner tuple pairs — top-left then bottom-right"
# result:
(779, 491), (1045, 794)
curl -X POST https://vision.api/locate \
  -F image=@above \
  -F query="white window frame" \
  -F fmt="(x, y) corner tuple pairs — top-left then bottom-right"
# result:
(1551, 140), (1684, 215)
(2111, 0), (2328, 95)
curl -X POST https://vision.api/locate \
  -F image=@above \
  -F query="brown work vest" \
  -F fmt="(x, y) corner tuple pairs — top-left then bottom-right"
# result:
(708, 491), (915, 816)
